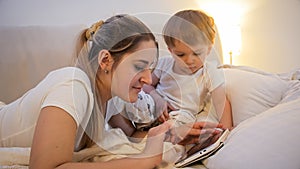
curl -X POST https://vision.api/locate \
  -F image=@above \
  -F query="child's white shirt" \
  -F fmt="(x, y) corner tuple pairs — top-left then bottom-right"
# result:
(153, 55), (224, 124)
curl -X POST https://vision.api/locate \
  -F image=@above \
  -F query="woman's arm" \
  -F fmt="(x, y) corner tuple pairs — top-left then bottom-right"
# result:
(30, 106), (168, 169)
(30, 106), (77, 169)
(60, 121), (172, 169)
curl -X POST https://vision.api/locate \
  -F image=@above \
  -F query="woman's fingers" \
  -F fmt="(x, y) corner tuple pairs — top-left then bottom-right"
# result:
(144, 121), (174, 157)
(148, 120), (172, 137)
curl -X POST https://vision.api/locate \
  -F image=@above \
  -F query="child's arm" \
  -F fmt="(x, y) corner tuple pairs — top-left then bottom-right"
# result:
(142, 72), (160, 93)
(108, 112), (136, 136)
(143, 74), (172, 122)
(211, 84), (233, 130)
(108, 112), (149, 142)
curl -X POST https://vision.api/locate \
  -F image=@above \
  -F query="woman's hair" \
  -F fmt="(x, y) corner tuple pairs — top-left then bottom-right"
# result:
(75, 14), (157, 148)
(78, 14), (157, 79)
(163, 9), (215, 47)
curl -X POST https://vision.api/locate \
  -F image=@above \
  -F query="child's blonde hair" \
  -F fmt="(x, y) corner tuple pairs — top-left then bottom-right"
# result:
(163, 9), (215, 47)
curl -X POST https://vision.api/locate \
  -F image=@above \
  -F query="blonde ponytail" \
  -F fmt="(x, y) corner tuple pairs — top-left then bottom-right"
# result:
(85, 20), (104, 41)
(74, 20), (104, 64)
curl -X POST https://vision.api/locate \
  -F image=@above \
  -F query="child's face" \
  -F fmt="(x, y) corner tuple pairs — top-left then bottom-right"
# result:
(169, 40), (211, 74)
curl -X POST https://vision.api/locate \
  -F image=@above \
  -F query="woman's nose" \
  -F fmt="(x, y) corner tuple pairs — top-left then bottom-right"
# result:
(140, 69), (152, 85)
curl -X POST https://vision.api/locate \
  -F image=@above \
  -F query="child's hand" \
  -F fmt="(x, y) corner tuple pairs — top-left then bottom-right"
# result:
(155, 98), (168, 122)
(148, 89), (177, 122)
(157, 102), (177, 123)
(164, 121), (223, 145)
(150, 92), (170, 122)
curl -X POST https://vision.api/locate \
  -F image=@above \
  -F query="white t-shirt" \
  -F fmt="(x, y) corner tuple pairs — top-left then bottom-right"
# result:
(153, 55), (224, 123)
(0, 67), (94, 149)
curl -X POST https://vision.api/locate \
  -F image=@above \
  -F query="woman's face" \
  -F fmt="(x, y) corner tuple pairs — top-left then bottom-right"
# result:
(169, 40), (211, 74)
(111, 40), (158, 102)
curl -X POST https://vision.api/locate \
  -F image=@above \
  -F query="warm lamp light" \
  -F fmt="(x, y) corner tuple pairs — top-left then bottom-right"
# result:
(221, 24), (242, 65)
(198, 1), (243, 65)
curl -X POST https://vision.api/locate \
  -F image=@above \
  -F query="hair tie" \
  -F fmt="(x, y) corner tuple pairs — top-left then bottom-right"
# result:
(86, 20), (104, 41)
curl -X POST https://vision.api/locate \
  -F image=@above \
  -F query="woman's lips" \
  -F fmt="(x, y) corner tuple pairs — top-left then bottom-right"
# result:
(132, 86), (142, 92)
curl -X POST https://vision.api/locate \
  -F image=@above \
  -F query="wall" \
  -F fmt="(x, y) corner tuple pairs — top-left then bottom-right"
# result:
(239, 0), (300, 73)
(1, 0), (299, 73)
(0, 0), (196, 26)
(0, 0), (201, 58)
(196, 0), (300, 73)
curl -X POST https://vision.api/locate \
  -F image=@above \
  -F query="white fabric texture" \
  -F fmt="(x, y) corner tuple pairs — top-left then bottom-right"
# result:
(153, 55), (224, 124)
(204, 67), (300, 169)
(0, 143), (206, 169)
(0, 67), (94, 148)
(206, 97), (300, 169)
(0, 102), (5, 107)
(223, 68), (289, 126)
(106, 90), (156, 129)
(125, 90), (155, 123)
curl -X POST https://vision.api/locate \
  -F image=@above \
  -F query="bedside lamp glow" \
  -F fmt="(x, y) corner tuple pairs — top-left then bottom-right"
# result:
(199, 2), (243, 65)
(221, 24), (241, 65)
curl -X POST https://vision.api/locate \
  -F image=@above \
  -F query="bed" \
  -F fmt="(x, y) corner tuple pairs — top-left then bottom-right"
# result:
(1, 25), (300, 169)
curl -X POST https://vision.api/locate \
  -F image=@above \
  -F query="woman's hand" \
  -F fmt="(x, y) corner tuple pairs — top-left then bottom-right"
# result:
(139, 121), (173, 165)
(164, 121), (223, 145)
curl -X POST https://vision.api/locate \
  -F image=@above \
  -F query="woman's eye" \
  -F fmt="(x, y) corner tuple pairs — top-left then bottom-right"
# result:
(134, 65), (146, 71)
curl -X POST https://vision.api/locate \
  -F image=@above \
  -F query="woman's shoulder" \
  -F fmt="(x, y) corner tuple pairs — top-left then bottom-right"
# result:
(49, 67), (86, 76)
(47, 67), (91, 85)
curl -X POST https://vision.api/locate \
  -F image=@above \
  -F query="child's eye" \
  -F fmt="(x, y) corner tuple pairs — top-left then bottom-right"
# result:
(195, 53), (203, 57)
(176, 54), (185, 57)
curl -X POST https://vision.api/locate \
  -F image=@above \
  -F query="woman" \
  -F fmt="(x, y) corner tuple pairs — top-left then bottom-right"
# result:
(0, 14), (221, 169)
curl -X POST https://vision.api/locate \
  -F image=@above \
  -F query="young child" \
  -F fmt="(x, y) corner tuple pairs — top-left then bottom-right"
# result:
(143, 9), (233, 130)
(108, 10), (232, 138)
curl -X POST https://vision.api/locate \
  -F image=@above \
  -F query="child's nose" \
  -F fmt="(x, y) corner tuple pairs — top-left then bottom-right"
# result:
(185, 55), (194, 64)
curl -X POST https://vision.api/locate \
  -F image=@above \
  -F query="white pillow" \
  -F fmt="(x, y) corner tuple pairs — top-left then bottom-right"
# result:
(223, 68), (288, 126)
(205, 98), (300, 169)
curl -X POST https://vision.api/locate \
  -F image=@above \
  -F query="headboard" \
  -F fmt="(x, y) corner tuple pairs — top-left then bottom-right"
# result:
(0, 25), (85, 103)
(0, 24), (223, 104)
